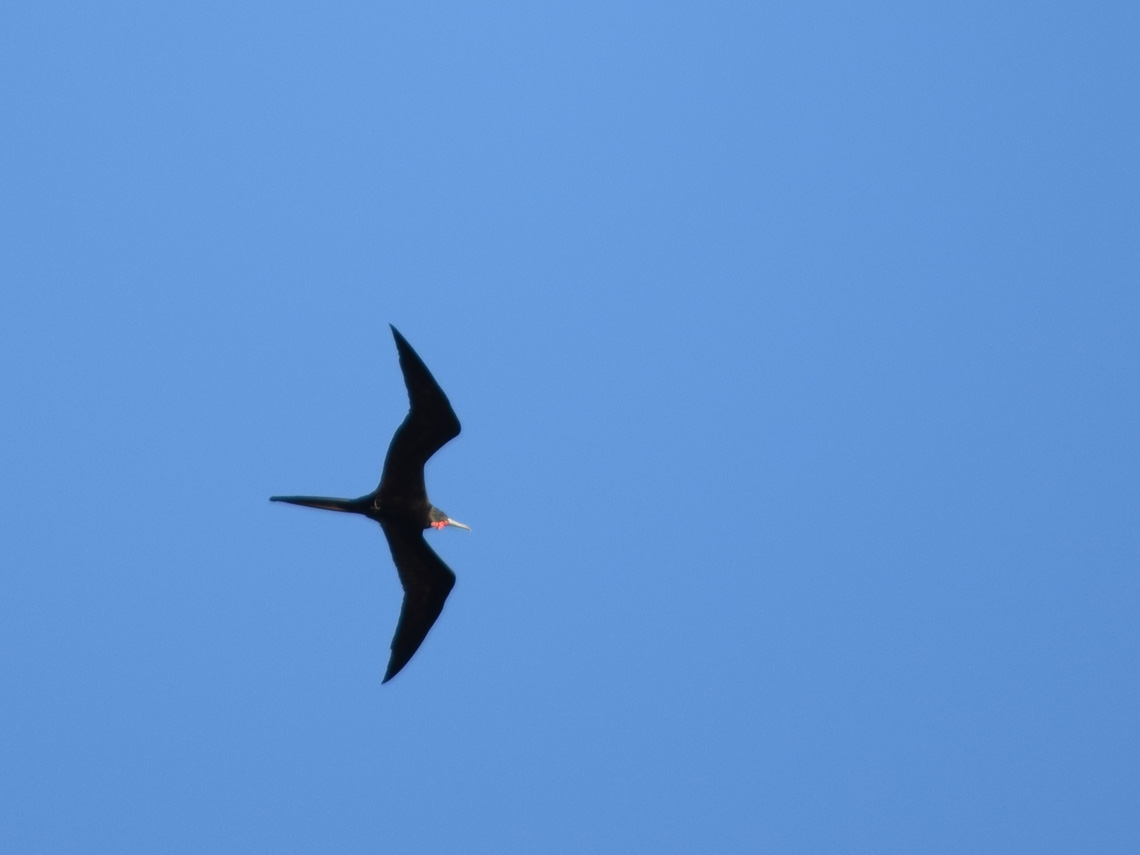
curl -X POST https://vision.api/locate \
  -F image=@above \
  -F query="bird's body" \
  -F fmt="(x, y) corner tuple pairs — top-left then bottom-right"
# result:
(271, 325), (468, 683)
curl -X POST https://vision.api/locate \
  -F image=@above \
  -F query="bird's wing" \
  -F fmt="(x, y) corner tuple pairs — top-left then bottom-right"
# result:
(379, 522), (457, 683)
(377, 326), (461, 501)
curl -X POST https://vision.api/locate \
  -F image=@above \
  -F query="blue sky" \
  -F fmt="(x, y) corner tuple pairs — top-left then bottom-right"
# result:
(2, 2), (1138, 852)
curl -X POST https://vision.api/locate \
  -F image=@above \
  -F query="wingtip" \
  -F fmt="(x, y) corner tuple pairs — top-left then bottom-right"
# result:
(389, 325), (414, 356)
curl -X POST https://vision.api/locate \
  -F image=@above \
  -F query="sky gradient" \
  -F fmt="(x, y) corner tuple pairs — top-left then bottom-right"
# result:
(2, 2), (1138, 852)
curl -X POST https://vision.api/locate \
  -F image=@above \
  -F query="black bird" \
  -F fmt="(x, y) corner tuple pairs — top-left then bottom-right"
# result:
(271, 325), (469, 683)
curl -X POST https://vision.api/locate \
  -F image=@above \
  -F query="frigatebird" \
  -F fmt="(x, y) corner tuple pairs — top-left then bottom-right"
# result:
(271, 325), (469, 683)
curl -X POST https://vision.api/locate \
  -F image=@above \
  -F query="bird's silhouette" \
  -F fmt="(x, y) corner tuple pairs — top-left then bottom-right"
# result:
(271, 325), (468, 683)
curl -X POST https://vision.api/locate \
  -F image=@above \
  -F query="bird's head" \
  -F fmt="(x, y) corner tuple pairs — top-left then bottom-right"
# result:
(428, 506), (471, 532)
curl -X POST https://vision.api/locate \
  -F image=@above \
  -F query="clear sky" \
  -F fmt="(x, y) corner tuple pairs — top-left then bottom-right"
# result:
(2, 2), (1138, 852)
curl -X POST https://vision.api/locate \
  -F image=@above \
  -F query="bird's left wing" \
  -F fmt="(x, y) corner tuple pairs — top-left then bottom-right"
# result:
(379, 522), (457, 683)
(378, 326), (461, 502)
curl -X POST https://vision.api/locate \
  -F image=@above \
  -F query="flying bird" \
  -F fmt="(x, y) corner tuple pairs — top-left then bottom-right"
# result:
(271, 325), (469, 683)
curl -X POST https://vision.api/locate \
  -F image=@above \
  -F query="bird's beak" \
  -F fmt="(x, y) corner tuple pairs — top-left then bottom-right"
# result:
(445, 518), (472, 532)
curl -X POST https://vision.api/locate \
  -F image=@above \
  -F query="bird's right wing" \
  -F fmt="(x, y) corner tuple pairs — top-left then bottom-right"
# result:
(379, 522), (457, 683)
(377, 326), (461, 501)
